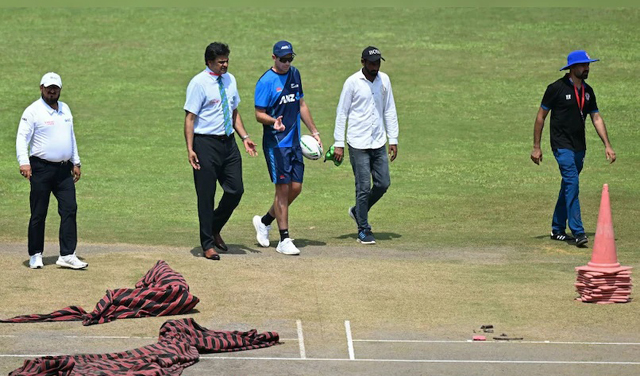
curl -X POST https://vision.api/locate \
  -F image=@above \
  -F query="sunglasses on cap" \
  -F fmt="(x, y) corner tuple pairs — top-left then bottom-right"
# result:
(279, 56), (294, 63)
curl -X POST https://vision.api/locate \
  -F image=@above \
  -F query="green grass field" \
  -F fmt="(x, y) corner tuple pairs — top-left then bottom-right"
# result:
(2, 8), (638, 251)
(1, 9), (640, 364)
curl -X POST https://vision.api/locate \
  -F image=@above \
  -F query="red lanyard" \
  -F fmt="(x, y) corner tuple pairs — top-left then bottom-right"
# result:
(574, 83), (585, 119)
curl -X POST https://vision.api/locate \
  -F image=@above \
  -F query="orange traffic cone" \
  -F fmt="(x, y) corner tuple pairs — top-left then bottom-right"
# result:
(589, 184), (622, 269)
(576, 184), (630, 273)
(575, 184), (632, 304)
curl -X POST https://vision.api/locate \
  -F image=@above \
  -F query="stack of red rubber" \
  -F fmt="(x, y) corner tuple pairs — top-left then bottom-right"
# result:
(574, 184), (632, 304)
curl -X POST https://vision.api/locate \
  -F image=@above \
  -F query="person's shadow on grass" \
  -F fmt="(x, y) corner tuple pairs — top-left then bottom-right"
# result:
(290, 239), (326, 248)
(335, 232), (402, 241)
(190, 238), (327, 257)
(190, 244), (262, 257)
(533, 232), (595, 239)
(533, 232), (596, 248)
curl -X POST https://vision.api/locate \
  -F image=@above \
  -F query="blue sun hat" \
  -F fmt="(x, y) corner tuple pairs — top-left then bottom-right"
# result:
(560, 50), (599, 71)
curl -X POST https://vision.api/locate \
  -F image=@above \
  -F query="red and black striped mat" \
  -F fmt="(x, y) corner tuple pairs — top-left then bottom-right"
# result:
(1, 260), (199, 326)
(3, 260), (281, 374)
(8, 318), (280, 375)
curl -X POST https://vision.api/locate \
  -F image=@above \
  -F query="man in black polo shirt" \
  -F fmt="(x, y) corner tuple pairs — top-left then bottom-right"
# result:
(531, 50), (616, 247)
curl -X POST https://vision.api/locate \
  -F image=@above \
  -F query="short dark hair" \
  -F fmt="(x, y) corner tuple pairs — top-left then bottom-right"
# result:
(204, 42), (230, 64)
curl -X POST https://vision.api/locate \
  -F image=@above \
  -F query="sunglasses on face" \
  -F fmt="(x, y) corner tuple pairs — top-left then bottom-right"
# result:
(279, 56), (294, 63)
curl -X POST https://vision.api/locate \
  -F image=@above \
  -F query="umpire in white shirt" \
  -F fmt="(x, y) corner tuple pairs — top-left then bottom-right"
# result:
(333, 46), (399, 245)
(16, 72), (88, 270)
(184, 42), (257, 261)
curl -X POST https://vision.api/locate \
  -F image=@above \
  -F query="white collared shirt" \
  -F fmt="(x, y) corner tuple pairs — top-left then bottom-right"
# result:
(334, 69), (399, 149)
(184, 68), (240, 136)
(16, 98), (80, 166)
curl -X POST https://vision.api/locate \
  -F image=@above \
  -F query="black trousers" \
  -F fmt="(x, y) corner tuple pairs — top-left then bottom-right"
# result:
(28, 157), (77, 256)
(193, 134), (244, 251)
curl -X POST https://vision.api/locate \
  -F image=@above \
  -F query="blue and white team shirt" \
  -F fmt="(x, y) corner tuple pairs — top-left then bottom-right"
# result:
(184, 67), (240, 136)
(254, 66), (304, 149)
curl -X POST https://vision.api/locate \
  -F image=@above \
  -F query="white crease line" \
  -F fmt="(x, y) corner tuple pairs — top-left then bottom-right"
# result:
(345, 320), (355, 360)
(353, 339), (640, 346)
(3, 333), (636, 347)
(296, 319), (306, 359)
(1, 354), (639, 365)
(0, 335), (297, 341)
(520, 341), (640, 346)
(0, 335), (155, 339)
(65, 335), (155, 339)
(354, 340), (473, 343)
(198, 356), (640, 365)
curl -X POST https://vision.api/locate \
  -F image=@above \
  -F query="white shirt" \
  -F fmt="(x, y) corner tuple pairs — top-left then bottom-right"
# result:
(16, 98), (80, 166)
(334, 69), (399, 149)
(183, 68), (240, 136)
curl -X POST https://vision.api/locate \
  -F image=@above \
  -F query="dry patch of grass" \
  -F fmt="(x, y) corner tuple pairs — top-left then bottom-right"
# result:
(1, 243), (636, 345)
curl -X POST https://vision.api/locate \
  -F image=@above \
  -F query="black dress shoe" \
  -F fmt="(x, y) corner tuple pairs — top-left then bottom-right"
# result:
(213, 233), (228, 252)
(203, 248), (220, 260)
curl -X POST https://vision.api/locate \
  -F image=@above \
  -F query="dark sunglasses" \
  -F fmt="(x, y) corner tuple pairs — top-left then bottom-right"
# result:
(279, 56), (294, 63)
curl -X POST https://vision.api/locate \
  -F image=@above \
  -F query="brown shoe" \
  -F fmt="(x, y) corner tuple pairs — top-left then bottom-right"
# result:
(213, 233), (228, 252)
(203, 248), (220, 260)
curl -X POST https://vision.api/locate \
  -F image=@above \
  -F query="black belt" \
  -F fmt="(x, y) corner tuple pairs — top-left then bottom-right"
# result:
(195, 133), (234, 141)
(30, 156), (70, 165)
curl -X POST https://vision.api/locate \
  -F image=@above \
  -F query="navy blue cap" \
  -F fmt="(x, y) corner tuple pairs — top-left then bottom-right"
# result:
(273, 40), (295, 57)
(362, 46), (385, 61)
(560, 50), (599, 71)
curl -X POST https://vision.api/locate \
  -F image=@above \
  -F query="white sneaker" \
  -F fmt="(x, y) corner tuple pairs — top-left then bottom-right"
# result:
(253, 215), (271, 247)
(56, 253), (88, 269)
(276, 238), (300, 255)
(29, 253), (43, 269)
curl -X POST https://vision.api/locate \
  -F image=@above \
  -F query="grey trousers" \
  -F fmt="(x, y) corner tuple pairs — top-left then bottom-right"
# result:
(348, 144), (391, 232)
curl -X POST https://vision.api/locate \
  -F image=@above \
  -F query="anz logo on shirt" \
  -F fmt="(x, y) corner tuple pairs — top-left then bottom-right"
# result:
(278, 92), (300, 105)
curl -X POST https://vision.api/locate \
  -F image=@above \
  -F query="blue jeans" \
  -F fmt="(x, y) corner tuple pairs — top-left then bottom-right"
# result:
(552, 149), (585, 236)
(348, 145), (391, 231)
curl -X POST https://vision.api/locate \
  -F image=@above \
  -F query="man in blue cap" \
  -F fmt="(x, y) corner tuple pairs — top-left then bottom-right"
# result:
(531, 50), (616, 247)
(252, 40), (322, 255)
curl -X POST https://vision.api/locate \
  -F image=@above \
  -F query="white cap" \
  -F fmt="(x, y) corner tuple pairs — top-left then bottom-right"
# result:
(40, 72), (62, 88)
